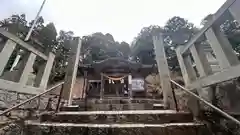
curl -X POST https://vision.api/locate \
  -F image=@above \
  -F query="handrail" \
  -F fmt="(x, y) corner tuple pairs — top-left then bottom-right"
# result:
(170, 79), (240, 126)
(0, 81), (64, 116)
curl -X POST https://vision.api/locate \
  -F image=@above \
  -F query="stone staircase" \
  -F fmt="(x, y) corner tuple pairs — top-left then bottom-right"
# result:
(24, 98), (211, 135)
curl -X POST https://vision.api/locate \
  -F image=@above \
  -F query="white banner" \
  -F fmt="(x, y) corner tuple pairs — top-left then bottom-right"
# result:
(131, 78), (144, 91)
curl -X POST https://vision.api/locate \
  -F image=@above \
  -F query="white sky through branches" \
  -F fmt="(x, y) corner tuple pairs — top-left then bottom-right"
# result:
(0, 0), (226, 43)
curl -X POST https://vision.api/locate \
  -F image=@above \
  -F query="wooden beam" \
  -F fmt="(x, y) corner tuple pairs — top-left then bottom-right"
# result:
(0, 29), (48, 60)
(181, 0), (236, 54)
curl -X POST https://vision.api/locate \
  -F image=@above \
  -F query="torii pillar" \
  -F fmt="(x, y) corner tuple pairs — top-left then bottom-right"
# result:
(62, 37), (82, 105)
(153, 34), (174, 109)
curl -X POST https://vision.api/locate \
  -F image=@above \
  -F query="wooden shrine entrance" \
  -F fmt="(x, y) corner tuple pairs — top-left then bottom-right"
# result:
(103, 74), (128, 97)
(79, 57), (155, 99)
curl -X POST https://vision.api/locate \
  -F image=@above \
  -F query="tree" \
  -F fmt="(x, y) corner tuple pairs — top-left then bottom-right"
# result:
(81, 33), (108, 64)
(32, 23), (58, 74)
(117, 41), (131, 58)
(164, 16), (198, 47)
(163, 16), (198, 71)
(131, 25), (163, 65)
(105, 33), (115, 42)
(0, 14), (28, 38)
(202, 14), (240, 56)
(0, 14), (28, 72)
(0, 14), (77, 83)
(48, 30), (74, 82)
(220, 19), (240, 55)
(29, 16), (44, 31)
(38, 23), (57, 51)
(81, 32), (130, 64)
(131, 17), (198, 71)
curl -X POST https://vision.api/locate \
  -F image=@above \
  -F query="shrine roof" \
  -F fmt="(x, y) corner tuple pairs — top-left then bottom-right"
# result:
(78, 57), (157, 74)
(92, 57), (141, 70)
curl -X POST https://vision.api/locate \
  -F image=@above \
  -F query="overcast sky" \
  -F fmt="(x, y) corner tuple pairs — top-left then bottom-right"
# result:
(0, 0), (226, 43)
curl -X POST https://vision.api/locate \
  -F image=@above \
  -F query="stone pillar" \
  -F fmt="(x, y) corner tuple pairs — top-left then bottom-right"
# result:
(205, 26), (239, 70)
(176, 46), (200, 116)
(100, 73), (104, 100)
(34, 52), (55, 90)
(19, 52), (37, 86)
(229, 0), (240, 23)
(176, 46), (197, 86)
(0, 40), (16, 76)
(153, 34), (173, 109)
(62, 37), (81, 105)
(190, 44), (214, 108)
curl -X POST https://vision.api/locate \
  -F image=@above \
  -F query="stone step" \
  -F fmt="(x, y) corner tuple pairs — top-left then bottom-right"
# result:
(73, 98), (163, 105)
(153, 104), (165, 110)
(60, 105), (85, 111)
(61, 103), (163, 111)
(25, 121), (209, 135)
(41, 110), (193, 124)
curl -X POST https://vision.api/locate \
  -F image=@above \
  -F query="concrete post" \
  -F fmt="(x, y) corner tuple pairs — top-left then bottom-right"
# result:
(153, 34), (173, 109)
(34, 52), (55, 90)
(205, 26), (239, 70)
(19, 52), (37, 86)
(62, 37), (81, 105)
(229, 0), (240, 23)
(0, 40), (16, 76)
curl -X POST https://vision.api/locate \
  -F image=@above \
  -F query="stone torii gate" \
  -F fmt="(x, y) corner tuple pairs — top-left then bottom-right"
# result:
(0, 29), (82, 105)
(0, 29), (55, 94)
(152, 0), (240, 110)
